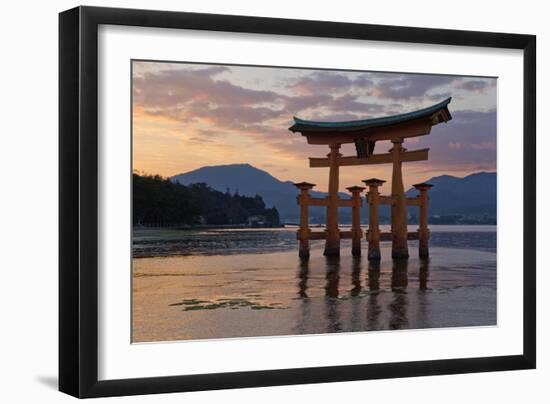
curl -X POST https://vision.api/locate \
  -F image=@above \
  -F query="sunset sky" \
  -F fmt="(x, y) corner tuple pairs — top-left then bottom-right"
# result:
(132, 60), (496, 193)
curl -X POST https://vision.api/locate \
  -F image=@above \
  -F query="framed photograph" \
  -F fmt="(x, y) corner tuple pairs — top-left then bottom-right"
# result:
(59, 6), (536, 398)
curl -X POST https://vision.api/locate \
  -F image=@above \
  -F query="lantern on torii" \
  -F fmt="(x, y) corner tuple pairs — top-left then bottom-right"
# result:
(289, 98), (452, 259)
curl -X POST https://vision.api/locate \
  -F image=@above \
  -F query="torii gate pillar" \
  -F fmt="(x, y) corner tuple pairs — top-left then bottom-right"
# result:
(324, 144), (341, 256)
(363, 178), (385, 261)
(346, 185), (365, 256)
(414, 183), (433, 258)
(390, 139), (409, 259)
(294, 182), (316, 259)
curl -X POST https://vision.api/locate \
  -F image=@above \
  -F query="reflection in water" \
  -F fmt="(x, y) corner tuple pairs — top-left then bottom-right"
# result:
(297, 258), (310, 298)
(325, 256), (341, 298)
(366, 261), (381, 329)
(367, 261), (381, 291)
(325, 256), (342, 332)
(389, 292), (408, 330)
(389, 259), (409, 330)
(350, 257), (362, 297)
(295, 258), (311, 335)
(293, 255), (432, 333)
(417, 258), (430, 327)
(350, 256), (363, 331)
(419, 258), (429, 291)
(391, 259), (409, 291)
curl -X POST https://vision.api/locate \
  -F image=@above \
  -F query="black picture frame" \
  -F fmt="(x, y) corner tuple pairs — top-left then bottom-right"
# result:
(59, 5), (536, 398)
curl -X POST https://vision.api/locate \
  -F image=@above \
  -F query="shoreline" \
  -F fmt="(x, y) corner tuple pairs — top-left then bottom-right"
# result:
(132, 226), (497, 258)
(133, 223), (497, 231)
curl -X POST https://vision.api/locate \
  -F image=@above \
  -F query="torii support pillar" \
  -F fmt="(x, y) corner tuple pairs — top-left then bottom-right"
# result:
(324, 144), (342, 257)
(390, 139), (409, 259)
(363, 178), (386, 261)
(413, 183), (433, 258)
(294, 182), (315, 259)
(346, 186), (365, 256)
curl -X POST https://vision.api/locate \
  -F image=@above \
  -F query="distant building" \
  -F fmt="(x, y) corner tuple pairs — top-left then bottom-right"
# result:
(247, 215), (267, 227)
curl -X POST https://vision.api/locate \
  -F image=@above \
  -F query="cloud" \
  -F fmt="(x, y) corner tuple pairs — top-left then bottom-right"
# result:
(133, 66), (284, 109)
(133, 63), (497, 178)
(287, 71), (373, 96)
(283, 94), (334, 113)
(366, 75), (496, 102)
(470, 141), (496, 150)
(427, 92), (453, 101)
(370, 74), (455, 100)
(329, 94), (385, 113)
(135, 67), (392, 137)
(288, 71), (353, 95)
(455, 79), (495, 93)
(413, 109), (497, 172)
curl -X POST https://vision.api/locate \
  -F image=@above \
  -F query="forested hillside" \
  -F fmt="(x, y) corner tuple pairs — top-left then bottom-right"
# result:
(133, 173), (280, 227)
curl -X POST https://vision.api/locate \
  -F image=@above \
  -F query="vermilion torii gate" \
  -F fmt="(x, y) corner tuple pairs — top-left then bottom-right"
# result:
(289, 98), (452, 259)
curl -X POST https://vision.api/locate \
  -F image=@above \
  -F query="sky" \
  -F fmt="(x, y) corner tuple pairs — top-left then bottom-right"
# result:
(132, 60), (496, 193)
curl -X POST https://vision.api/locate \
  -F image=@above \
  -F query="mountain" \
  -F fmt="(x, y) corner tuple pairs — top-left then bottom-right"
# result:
(405, 172), (496, 217)
(171, 164), (339, 222)
(171, 164), (496, 223)
(172, 164), (287, 197)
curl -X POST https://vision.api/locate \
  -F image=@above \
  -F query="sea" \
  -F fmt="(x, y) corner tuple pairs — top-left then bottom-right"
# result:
(132, 225), (496, 258)
(131, 225), (497, 342)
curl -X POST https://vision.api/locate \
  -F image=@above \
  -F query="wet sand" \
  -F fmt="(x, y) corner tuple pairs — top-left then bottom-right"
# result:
(132, 241), (496, 342)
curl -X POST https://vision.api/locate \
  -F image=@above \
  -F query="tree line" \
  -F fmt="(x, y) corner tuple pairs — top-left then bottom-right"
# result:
(133, 173), (280, 227)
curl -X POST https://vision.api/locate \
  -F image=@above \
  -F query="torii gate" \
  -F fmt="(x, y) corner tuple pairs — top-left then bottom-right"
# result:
(289, 98), (452, 259)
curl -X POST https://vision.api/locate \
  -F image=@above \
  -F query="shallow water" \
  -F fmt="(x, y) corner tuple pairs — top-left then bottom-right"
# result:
(132, 225), (496, 257)
(132, 231), (497, 342)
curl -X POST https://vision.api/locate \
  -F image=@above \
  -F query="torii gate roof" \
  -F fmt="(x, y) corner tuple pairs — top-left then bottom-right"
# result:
(289, 97), (452, 134)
